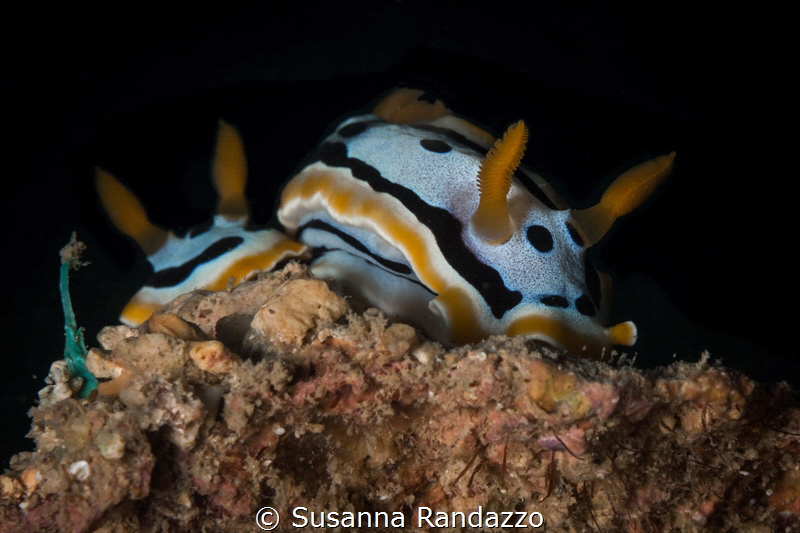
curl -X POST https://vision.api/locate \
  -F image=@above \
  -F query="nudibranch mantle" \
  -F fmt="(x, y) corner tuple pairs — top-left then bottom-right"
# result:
(97, 88), (673, 357)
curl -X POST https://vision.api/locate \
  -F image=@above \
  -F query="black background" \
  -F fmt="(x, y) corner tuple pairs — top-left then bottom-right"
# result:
(2, 2), (796, 465)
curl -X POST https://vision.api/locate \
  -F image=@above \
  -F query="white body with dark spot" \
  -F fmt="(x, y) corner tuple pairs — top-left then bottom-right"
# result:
(98, 88), (674, 356)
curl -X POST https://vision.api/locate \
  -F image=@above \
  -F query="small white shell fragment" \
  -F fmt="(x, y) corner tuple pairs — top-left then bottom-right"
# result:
(68, 460), (90, 481)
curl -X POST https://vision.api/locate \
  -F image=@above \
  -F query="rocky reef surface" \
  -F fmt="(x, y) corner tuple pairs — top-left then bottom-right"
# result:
(1, 263), (798, 532)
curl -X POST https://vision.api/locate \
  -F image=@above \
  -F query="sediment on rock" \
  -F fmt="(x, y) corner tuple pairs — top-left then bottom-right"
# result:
(1, 263), (797, 532)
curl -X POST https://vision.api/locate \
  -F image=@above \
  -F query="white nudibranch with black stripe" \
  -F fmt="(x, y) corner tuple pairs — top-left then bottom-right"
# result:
(95, 121), (307, 326)
(97, 88), (674, 357)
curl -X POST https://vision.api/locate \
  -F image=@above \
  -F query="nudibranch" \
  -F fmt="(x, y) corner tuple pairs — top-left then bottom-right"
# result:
(97, 88), (673, 357)
(95, 120), (308, 326)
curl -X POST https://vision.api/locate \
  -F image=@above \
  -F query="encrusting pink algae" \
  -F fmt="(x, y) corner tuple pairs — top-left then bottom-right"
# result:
(1, 261), (798, 532)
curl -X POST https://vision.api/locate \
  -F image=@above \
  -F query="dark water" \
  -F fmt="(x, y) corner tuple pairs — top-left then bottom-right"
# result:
(2, 2), (795, 466)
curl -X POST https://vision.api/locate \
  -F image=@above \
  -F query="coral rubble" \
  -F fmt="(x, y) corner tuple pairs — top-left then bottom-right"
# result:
(1, 263), (798, 532)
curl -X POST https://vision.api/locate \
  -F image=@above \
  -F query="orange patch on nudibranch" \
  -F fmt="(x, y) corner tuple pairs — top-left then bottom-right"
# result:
(507, 314), (636, 359)
(372, 87), (451, 125)
(204, 237), (308, 291)
(120, 299), (163, 328)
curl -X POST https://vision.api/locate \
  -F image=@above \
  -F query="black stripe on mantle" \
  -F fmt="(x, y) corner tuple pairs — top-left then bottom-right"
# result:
(146, 236), (245, 288)
(297, 219), (413, 276)
(314, 141), (522, 319)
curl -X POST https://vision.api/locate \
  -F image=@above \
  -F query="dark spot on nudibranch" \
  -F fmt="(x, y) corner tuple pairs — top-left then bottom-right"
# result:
(566, 221), (584, 247)
(420, 139), (452, 153)
(540, 295), (569, 308)
(575, 294), (596, 316)
(338, 122), (369, 137)
(526, 225), (554, 253)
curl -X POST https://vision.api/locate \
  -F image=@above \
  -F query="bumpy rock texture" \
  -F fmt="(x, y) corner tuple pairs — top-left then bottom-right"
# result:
(1, 263), (798, 532)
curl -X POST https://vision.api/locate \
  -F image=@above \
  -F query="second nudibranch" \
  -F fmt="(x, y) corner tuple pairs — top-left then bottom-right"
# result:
(97, 88), (674, 357)
(95, 121), (308, 326)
